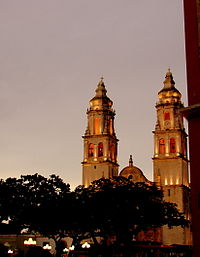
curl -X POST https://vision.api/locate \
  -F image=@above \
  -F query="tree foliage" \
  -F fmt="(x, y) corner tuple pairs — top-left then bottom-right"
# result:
(0, 174), (189, 256)
(72, 177), (189, 245)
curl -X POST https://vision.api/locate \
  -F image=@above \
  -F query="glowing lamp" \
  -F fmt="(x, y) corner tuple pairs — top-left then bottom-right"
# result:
(24, 238), (36, 246)
(43, 244), (52, 250)
(69, 245), (75, 251)
(82, 242), (91, 249)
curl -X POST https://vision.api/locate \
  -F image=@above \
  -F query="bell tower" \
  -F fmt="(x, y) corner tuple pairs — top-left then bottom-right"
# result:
(153, 70), (191, 245)
(82, 78), (119, 187)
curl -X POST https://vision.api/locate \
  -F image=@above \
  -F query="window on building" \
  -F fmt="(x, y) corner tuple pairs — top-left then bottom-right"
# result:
(110, 119), (113, 134)
(128, 175), (133, 180)
(98, 142), (103, 157)
(170, 138), (176, 153)
(182, 137), (187, 156)
(168, 189), (170, 197)
(109, 144), (116, 161)
(94, 118), (100, 134)
(164, 112), (170, 120)
(88, 143), (94, 157)
(159, 138), (165, 154)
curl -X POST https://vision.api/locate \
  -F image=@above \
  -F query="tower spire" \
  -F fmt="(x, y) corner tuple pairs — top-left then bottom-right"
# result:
(129, 155), (133, 167)
(153, 70), (190, 245)
(163, 68), (175, 89)
(98, 76), (104, 86)
(157, 69), (182, 107)
(82, 78), (119, 187)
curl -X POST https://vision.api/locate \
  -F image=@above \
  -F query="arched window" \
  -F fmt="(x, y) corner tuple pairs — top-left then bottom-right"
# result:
(159, 138), (165, 154)
(109, 119), (113, 134)
(164, 112), (170, 120)
(170, 138), (176, 153)
(88, 143), (94, 157)
(127, 174), (132, 179)
(94, 118), (100, 134)
(109, 144), (116, 161)
(182, 137), (187, 156)
(98, 142), (103, 157)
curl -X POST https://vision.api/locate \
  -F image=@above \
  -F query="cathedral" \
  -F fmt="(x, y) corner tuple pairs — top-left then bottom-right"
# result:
(82, 70), (192, 246)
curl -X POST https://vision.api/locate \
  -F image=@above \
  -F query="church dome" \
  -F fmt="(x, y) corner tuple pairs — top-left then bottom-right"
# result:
(120, 155), (152, 184)
(89, 78), (113, 111)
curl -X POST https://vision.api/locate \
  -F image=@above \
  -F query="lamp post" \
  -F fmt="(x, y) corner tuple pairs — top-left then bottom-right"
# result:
(8, 249), (14, 256)
(62, 245), (75, 257)
(43, 243), (52, 251)
(69, 245), (75, 251)
(24, 237), (37, 256)
(63, 247), (69, 253)
(24, 238), (37, 246)
(82, 242), (90, 249)
(63, 247), (69, 257)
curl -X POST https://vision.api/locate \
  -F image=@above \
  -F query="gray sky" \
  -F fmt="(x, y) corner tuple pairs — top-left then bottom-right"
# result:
(0, 0), (187, 188)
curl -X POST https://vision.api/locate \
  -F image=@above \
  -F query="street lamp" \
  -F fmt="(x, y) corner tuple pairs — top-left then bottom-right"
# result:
(43, 243), (52, 251)
(69, 245), (75, 251)
(63, 248), (69, 253)
(24, 238), (37, 246)
(62, 245), (74, 256)
(23, 237), (36, 257)
(62, 247), (69, 257)
(8, 249), (13, 255)
(82, 242), (90, 249)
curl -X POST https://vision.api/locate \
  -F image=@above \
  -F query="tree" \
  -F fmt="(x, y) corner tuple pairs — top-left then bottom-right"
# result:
(72, 177), (189, 246)
(0, 175), (189, 257)
(0, 243), (8, 257)
(26, 246), (52, 257)
(0, 174), (71, 257)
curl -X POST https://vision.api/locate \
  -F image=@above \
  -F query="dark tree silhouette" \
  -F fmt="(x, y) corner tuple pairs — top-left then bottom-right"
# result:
(0, 174), (70, 257)
(0, 243), (8, 257)
(72, 177), (189, 246)
(26, 246), (52, 257)
(0, 175), (189, 257)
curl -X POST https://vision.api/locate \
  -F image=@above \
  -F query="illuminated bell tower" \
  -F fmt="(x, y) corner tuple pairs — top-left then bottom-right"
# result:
(153, 70), (191, 245)
(82, 78), (119, 187)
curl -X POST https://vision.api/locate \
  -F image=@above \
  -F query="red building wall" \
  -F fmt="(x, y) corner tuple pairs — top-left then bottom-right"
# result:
(183, 1), (200, 256)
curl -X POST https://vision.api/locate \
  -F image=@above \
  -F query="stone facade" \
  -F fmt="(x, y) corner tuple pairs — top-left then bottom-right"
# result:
(82, 78), (119, 187)
(82, 72), (192, 245)
(152, 70), (191, 245)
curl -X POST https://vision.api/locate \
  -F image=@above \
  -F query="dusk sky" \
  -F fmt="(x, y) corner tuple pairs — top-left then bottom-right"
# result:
(0, 1), (187, 188)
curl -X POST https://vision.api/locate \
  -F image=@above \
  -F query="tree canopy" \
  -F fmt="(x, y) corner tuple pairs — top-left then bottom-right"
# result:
(73, 177), (189, 245)
(0, 174), (189, 256)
